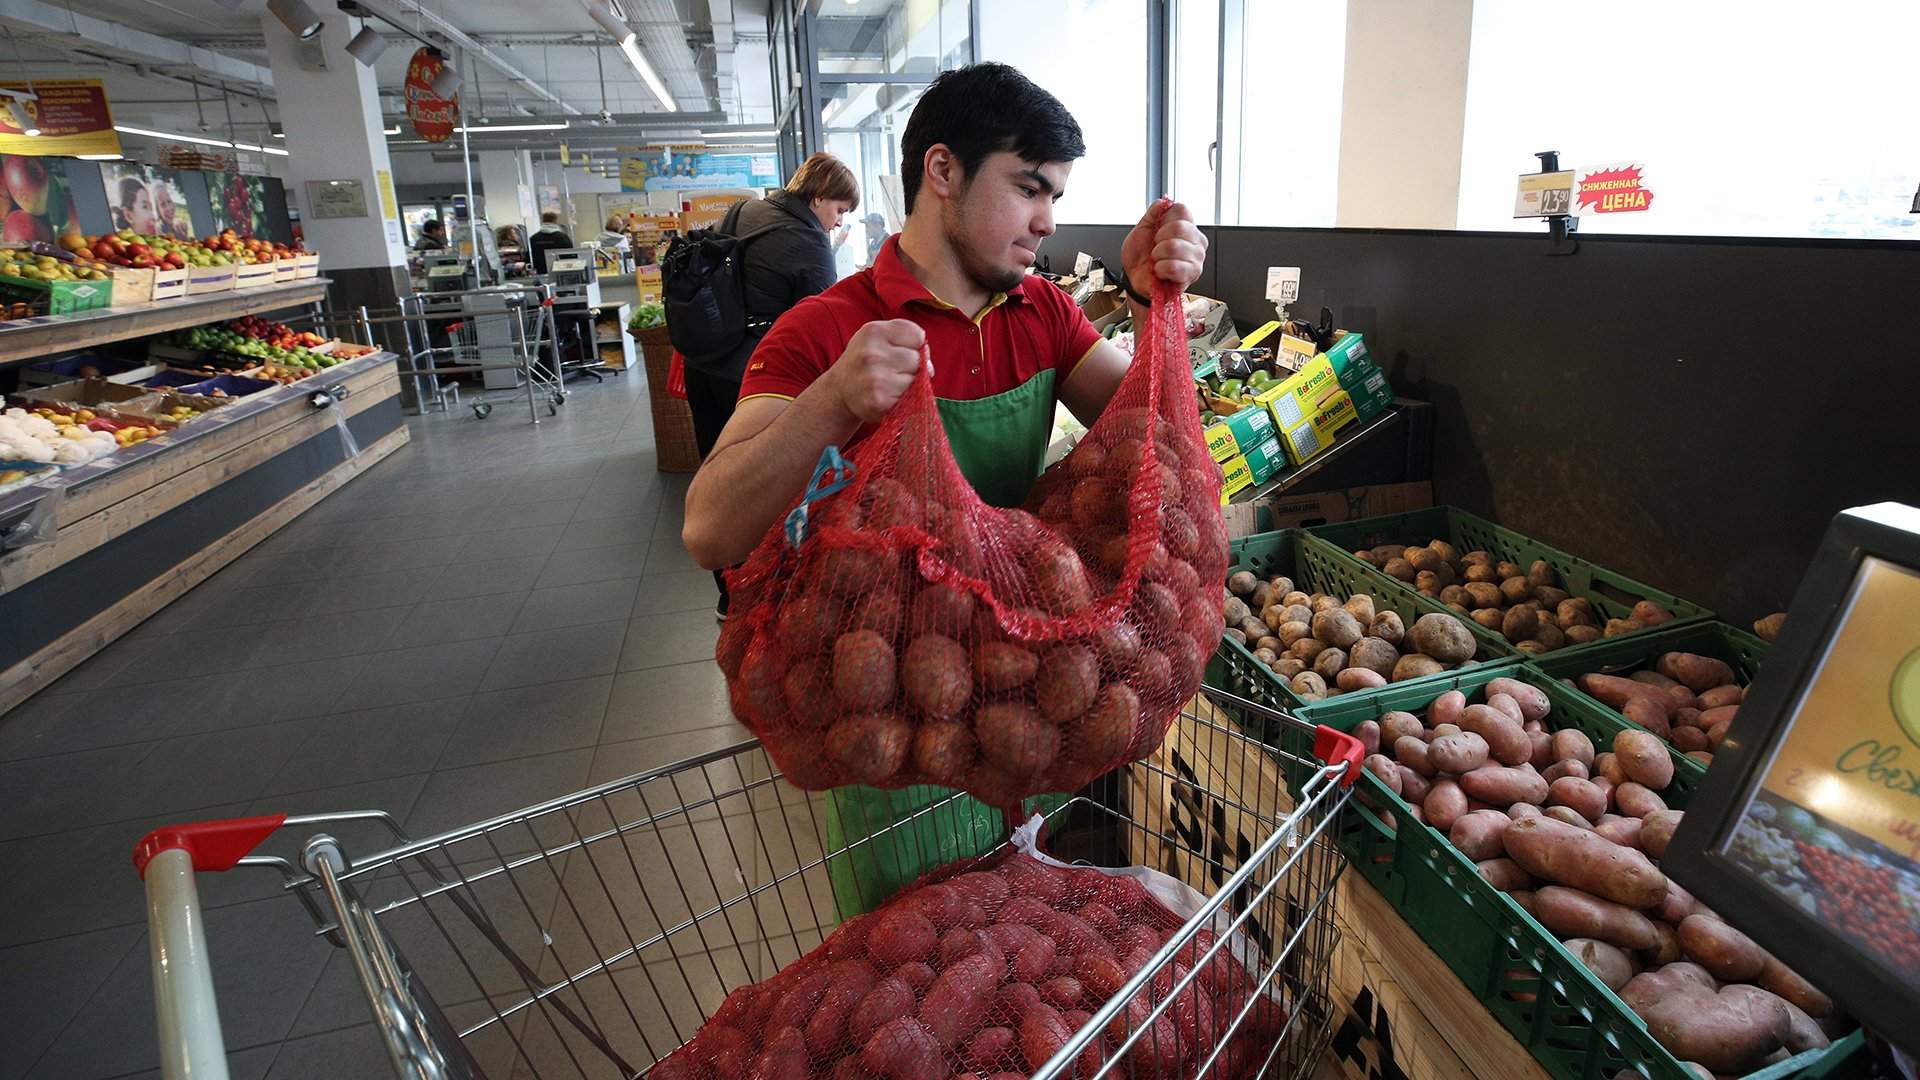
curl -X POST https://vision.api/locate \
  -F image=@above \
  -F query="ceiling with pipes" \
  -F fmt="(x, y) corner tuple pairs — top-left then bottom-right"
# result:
(0, 0), (777, 159)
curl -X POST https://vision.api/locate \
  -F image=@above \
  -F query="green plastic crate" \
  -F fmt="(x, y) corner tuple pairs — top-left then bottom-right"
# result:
(1267, 665), (1856, 1080)
(0, 272), (113, 313)
(1529, 620), (1771, 784)
(1305, 506), (1713, 660)
(1212, 528), (1513, 714)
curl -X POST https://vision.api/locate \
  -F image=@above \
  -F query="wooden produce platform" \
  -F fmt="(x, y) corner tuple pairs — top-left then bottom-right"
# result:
(0, 351), (407, 714)
(0, 278), (331, 365)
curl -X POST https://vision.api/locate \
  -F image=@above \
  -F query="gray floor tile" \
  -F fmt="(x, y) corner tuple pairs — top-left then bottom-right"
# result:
(404, 748), (595, 845)
(0, 742), (167, 841)
(421, 555), (550, 602)
(240, 606), (411, 667)
(510, 578), (641, 635)
(533, 542), (651, 589)
(454, 523), (566, 562)
(476, 623), (626, 693)
(334, 638), (502, 711)
(588, 723), (750, 785)
(552, 512), (657, 553)
(29, 896), (332, 1079)
(388, 592), (528, 648)
(114, 1045), (277, 1080)
(602, 660), (732, 744)
(641, 532), (703, 576)
(615, 609), (719, 672)
(1, 924), (143, 1080)
(485, 498), (582, 531)
(629, 569), (720, 618)
(437, 676), (614, 769)
(260, 699), (466, 796)
(494, 475), (595, 506)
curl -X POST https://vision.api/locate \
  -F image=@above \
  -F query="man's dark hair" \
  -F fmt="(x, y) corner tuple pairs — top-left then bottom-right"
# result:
(900, 63), (1084, 214)
(423, 218), (445, 234)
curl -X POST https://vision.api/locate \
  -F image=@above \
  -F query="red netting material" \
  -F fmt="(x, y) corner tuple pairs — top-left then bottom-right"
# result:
(648, 850), (1285, 1080)
(716, 286), (1227, 804)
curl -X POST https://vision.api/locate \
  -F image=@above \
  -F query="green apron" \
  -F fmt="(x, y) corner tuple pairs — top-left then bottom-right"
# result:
(823, 370), (1070, 915)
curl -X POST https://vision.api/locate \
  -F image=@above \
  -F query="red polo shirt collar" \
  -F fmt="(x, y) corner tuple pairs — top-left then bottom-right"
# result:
(870, 235), (1030, 315)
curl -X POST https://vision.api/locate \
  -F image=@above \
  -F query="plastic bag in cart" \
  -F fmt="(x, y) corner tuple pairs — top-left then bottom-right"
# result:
(715, 285), (1228, 807)
(648, 813), (1287, 1080)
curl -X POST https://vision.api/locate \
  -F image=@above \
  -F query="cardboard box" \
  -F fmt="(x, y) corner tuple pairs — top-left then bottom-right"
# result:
(1256, 353), (1341, 430)
(186, 264), (237, 294)
(233, 263), (276, 290)
(1322, 331), (1373, 382)
(1082, 288), (1128, 334)
(1261, 480), (1434, 531)
(1217, 454), (1253, 503)
(1183, 295), (1235, 366)
(1277, 389), (1357, 466)
(15, 377), (163, 412)
(1240, 433), (1288, 485)
(0, 273), (112, 313)
(1204, 422), (1238, 463)
(1346, 365), (1394, 422)
(1204, 405), (1274, 464)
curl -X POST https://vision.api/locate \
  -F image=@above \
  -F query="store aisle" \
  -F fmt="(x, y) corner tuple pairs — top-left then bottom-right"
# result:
(1, 373), (749, 1079)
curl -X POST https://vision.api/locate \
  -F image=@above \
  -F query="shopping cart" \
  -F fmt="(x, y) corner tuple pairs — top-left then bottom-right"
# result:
(377, 285), (565, 422)
(134, 690), (1360, 1080)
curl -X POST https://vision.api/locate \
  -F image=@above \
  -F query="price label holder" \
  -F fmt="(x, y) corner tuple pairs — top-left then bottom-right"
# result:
(1665, 502), (1920, 1057)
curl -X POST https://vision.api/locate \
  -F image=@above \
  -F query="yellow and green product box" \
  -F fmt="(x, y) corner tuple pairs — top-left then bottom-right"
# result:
(1346, 366), (1393, 421)
(1324, 332), (1392, 421)
(1204, 422), (1238, 462)
(0, 273), (113, 314)
(1203, 405), (1275, 463)
(1278, 389), (1358, 466)
(1217, 454), (1254, 503)
(1255, 353), (1341, 431)
(1240, 433), (1288, 485)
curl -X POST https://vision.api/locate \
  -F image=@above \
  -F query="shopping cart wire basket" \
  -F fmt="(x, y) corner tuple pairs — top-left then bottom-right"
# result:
(134, 689), (1361, 1079)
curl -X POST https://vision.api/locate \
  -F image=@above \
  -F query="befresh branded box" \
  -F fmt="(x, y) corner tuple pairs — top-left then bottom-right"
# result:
(1256, 353), (1341, 430)
(1323, 332), (1373, 382)
(1278, 390), (1358, 466)
(1241, 433), (1288, 485)
(1347, 365), (1394, 421)
(1218, 454), (1253, 503)
(1204, 422), (1238, 462)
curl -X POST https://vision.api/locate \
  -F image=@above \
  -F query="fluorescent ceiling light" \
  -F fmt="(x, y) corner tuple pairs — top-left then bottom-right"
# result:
(586, 0), (631, 39)
(585, 2), (676, 113)
(701, 129), (775, 138)
(277, 125), (399, 136)
(79, 153), (123, 161)
(452, 121), (570, 133)
(267, 0), (324, 39)
(112, 124), (290, 157)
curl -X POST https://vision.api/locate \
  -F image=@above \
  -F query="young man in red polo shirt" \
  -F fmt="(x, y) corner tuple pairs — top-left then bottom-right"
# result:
(680, 62), (1208, 913)
(682, 62), (1207, 567)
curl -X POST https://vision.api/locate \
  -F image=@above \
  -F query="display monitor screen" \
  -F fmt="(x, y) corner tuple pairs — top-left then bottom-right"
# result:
(1718, 555), (1920, 985)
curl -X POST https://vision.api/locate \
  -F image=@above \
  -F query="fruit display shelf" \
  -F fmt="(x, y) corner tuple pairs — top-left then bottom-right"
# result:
(0, 277), (331, 366)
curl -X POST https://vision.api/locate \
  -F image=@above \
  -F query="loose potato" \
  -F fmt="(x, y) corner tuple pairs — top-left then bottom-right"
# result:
(1545, 806), (1594, 829)
(1369, 611), (1406, 644)
(1557, 597), (1597, 627)
(1508, 802), (1542, 820)
(1291, 671), (1329, 699)
(1542, 759), (1590, 784)
(1354, 720), (1382, 756)
(1498, 576), (1531, 604)
(1619, 966), (1790, 1072)
(1565, 625), (1602, 644)
(1364, 754), (1403, 795)
(1462, 581), (1503, 609)
(1312, 607), (1364, 648)
(1595, 815), (1644, 850)
(1478, 858), (1533, 891)
(1502, 606), (1539, 643)
(1657, 877), (1702, 925)
(1273, 658), (1307, 680)
(1430, 722), (1462, 740)
(1428, 731), (1490, 773)
(1671, 726), (1712, 752)
(1424, 779), (1468, 831)
(1548, 777), (1608, 823)
(1382, 557), (1416, 581)
(1391, 653), (1445, 682)
(1613, 730), (1675, 790)
(1621, 697), (1673, 741)
(1277, 619), (1312, 647)
(1603, 617), (1645, 637)
(1657, 652), (1736, 693)
(1459, 704), (1531, 766)
(1504, 815), (1668, 908)
(1449, 809), (1510, 860)
(1395, 735), (1437, 777)
(1337, 666), (1387, 692)
(1291, 637), (1328, 662)
(1348, 637), (1400, 678)
(1482, 678), (1550, 724)
(1380, 711), (1425, 745)
(1227, 570), (1258, 596)
(1532, 886), (1661, 950)
(1640, 809), (1683, 859)
(1565, 938), (1636, 991)
(1678, 913), (1766, 982)
(1471, 608), (1504, 631)
(1440, 584), (1470, 608)
(1756, 954), (1834, 1019)
(1486, 692), (1525, 725)
(1631, 600), (1676, 627)
(1781, 999), (1830, 1054)
(1313, 647), (1348, 680)
(1615, 782), (1669, 819)
(1549, 728), (1596, 767)
(1429, 690), (1467, 729)
(1410, 613), (1476, 664)
(1753, 612), (1786, 642)
(1399, 767), (1431, 805)
(1695, 685), (1744, 710)
(1530, 624), (1567, 651)
(1593, 752), (1627, 787)
(1458, 764), (1549, 806)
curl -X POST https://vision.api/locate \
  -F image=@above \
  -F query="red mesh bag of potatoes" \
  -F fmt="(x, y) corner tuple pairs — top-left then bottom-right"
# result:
(716, 285), (1228, 805)
(648, 837), (1286, 1080)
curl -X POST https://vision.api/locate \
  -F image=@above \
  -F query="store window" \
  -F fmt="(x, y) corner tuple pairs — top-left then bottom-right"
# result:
(1225, 0), (1345, 228)
(976, 0), (1149, 226)
(813, 0), (972, 77)
(1457, 0), (1920, 240)
(1169, 0), (1220, 223)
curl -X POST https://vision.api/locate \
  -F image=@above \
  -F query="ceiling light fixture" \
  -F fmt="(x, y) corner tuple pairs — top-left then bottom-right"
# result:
(700, 129), (775, 138)
(345, 24), (389, 65)
(584, 2), (676, 113)
(452, 121), (570, 133)
(266, 0), (324, 39)
(113, 124), (290, 157)
(78, 153), (123, 161)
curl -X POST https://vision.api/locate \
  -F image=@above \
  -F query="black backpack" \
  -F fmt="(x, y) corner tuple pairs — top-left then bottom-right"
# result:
(660, 199), (796, 364)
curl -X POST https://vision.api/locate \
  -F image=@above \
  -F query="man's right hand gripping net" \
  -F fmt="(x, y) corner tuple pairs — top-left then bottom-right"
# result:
(716, 285), (1228, 804)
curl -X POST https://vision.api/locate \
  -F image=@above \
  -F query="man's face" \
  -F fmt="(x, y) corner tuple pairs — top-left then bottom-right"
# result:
(943, 151), (1072, 293)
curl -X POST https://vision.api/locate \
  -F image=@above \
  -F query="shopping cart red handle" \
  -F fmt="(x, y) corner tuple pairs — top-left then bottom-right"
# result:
(1312, 725), (1366, 787)
(133, 814), (287, 879)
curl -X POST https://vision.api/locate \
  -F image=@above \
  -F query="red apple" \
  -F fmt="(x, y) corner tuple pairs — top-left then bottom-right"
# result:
(2, 209), (52, 244)
(3, 156), (48, 216)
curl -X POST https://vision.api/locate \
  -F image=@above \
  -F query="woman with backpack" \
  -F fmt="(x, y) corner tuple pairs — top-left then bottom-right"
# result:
(676, 152), (859, 618)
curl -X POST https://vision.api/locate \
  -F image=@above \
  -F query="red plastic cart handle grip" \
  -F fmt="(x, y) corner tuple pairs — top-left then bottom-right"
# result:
(1312, 725), (1366, 787)
(133, 814), (287, 879)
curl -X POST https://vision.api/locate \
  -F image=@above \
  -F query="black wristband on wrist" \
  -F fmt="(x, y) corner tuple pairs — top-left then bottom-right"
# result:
(1120, 273), (1151, 307)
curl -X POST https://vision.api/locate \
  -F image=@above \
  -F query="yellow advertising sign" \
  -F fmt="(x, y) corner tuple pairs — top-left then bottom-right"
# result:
(1759, 556), (1920, 860)
(375, 169), (398, 219)
(0, 80), (121, 157)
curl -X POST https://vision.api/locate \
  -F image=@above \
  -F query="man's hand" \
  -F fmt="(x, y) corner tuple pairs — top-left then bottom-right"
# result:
(1121, 197), (1208, 295)
(826, 319), (927, 423)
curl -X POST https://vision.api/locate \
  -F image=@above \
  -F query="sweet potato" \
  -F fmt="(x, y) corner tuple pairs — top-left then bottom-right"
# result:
(1696, 684), (1744, 710)
(1504, 815), (1668, 908)
(851, 977), (917, 1043)
(1548, 777), (1608, 822)
(1757, 954), (1834, 1019)
(1614, 782), (1669, 819)
(1644, 922), (1682, 966)
(1450, 808), (1510, 860)
(1579, 672), (1670, 712)
(1459, 704), (1531, 766)
(1671, 726), (1712, 752)
(805, 962), (880, 1056)
(1428, 731), (1490, 773)
(1619, 965), (1790, 1072)
(1457, 764), (1549, 806)
(1478, 857), (1533, 891)
(1613, 730), (1674, 791)
(1621, 696), (1673, 741)
(862, 1016), (944, 1079)
(1531, 886), (1661, 950)
(1658, 652), (1737, 693)
(1678, 913), (1765, 981)
(1424, 779), (1468, 831)
(1565, 937), (1637, 991)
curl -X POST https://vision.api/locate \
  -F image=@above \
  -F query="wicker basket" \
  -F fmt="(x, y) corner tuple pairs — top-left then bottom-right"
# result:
(633, 325), (702, 473)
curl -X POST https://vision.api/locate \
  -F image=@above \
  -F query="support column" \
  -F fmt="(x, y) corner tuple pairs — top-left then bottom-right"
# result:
(1334, 0), (1474, 229)
(262, 10), (410, 335)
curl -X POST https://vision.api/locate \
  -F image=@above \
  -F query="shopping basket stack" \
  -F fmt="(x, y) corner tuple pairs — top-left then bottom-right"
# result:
(134, 687), (1360, 1079)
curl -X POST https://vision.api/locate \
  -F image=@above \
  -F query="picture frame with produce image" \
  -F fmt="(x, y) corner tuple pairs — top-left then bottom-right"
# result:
(206, 170), (271, 239)
(104, 162), (194, 241)
(2, 153), (88, 246)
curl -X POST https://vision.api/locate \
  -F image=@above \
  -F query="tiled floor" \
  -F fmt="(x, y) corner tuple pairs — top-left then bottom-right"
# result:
(0, 371), (792, 1078)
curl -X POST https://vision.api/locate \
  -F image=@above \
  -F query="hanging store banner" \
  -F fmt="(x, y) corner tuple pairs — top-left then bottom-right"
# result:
(621, 144), (778, 192)
(0, 80), (121, 157)
(1577, 163), (1654, 214)
(404, 48), (458, 144)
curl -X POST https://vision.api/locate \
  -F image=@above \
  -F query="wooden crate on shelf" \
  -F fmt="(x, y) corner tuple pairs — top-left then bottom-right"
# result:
(185, 264), (237, 295)
(233, 263), (275, 290)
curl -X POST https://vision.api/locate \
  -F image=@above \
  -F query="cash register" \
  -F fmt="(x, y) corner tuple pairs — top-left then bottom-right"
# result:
(545, 246), (607, 381)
